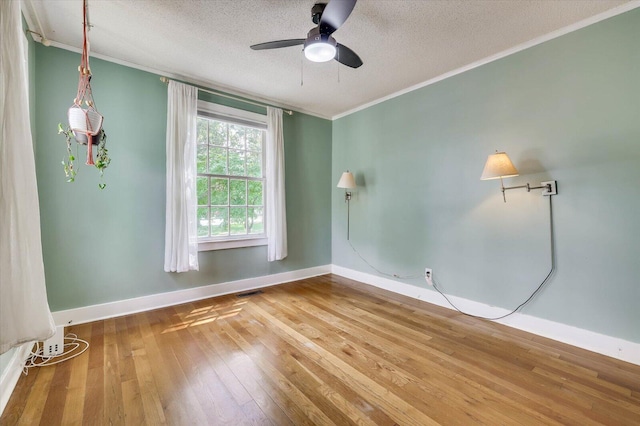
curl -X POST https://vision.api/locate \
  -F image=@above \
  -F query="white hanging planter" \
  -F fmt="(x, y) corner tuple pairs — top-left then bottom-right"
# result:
(68, 105), (103, 145)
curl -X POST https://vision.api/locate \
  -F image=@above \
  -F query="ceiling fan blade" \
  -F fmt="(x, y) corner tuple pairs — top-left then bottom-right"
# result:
(250, 39), (305, 50)
(335, 43), (363, 68)
(319, 0), (357, 35)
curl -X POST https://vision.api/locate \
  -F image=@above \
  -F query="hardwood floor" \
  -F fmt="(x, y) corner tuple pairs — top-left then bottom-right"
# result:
(2, 274), (639, 425)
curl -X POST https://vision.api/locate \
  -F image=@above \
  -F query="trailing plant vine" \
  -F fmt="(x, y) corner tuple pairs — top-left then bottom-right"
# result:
(95, 130), (111, 189)
(58, 123), (111, 189)
(58, 123), (77, 183)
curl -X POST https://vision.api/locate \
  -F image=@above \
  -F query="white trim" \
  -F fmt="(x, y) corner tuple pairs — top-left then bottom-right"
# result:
(198, 100), (267, 125)
(199, 237), (267, 251)
(332, 1), (640, 120)
(52, 265), (331, 326)
(331, 265), (640, 366)
(0, 343), (33, 416)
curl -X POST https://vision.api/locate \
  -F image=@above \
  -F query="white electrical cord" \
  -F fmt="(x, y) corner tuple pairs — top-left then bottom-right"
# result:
(23, 334), (90, 374)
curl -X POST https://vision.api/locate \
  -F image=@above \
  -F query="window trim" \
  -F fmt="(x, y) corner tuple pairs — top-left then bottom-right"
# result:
(196, 101), (268, 252)
(197, 101), (267, 128)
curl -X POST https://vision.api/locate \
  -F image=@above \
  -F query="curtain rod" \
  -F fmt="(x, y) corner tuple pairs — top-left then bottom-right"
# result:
(159, 77), (293, 115)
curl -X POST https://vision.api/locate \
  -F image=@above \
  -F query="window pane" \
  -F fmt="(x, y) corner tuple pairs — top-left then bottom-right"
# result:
(210, 178), (229, 206)
(230, 179), (246, 206)
(209, 147), (228, 175)
(230, 207), (246, 235)
(197, 207), (209, 237)
(246, 128), (262, 152)
(197, 145), (208, 174)
(247, 181), (263, 206)
(211, 207), (228, 236)
(209, 121), (227, 146)
(228, 149), (246, 176)
(197, 118), (208, 144)
(197, 176), (209, 205)
(229, 124), (244, 149)
(196, 106), (268, 244)
(246, 151), (262, 178)
(248, 207), (264, 235)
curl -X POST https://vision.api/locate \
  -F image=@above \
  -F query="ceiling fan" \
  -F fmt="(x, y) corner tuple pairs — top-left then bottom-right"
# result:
(250, 0), (363, 68)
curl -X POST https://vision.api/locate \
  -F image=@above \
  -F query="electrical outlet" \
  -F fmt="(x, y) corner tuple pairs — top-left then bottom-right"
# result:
(425, 268), (433, 286)
(541, 180), (557, 196)
(43, 325), (64, 356)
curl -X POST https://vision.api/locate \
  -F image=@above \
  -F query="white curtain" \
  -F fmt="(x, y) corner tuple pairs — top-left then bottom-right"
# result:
(0, 0), (56, 354)
(164, 81), (199, 272)
(266, 107), (288, 261)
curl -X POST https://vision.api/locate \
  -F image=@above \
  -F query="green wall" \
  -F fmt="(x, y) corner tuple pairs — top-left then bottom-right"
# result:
(332, 9), (640, 343)
(34, 46), (332, 311)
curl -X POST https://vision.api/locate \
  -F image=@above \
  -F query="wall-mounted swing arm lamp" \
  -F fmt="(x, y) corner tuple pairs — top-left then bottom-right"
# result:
(337, 171), (357, 240)
(481, 151), (557, 202)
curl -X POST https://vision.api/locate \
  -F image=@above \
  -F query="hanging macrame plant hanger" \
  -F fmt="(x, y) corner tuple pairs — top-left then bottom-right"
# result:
(68, 0), (103, 166)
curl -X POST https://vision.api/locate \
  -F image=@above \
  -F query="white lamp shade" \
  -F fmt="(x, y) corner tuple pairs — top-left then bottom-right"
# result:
(337, 171), (356, 189)
(480, 152), (519, 180)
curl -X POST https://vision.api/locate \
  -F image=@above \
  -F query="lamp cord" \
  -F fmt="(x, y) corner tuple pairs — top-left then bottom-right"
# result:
(348, 240), (422, 280)
(348, 195), (556, 321)
(432, 195), (555, 320)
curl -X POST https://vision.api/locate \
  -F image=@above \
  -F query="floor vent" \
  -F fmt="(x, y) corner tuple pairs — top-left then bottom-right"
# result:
(237, 290), (263, 298)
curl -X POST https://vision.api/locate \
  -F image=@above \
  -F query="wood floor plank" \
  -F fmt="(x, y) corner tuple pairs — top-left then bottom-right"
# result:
(60, 325), (90, 426)
(121, 378), (145, 426)
(39, 358), (72, 426)
(81, 321), (105, 425)
(82, 366), (104, 425)
(130, 347), (166, 425)
(18, 362), (55, 425)
(3, 274), (640, 425)
(103, 319), (125, 425)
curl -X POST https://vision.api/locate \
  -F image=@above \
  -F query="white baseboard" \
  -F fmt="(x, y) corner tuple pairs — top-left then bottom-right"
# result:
(331, 265), (640, 366)
(53, 265), (331, 326)
(0, 343), (33, 417)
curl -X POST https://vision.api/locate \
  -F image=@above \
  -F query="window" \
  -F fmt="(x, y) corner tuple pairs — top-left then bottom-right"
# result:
(196, 102), (267, 250)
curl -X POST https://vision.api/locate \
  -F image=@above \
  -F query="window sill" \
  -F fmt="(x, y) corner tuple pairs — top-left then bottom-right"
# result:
(198, 237), (267, 251)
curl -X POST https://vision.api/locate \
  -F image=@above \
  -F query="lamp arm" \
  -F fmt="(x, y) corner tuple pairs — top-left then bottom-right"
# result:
(503, 183), (530, 191)
(500, 181), (556, 203)
(503, 183), (553, 193)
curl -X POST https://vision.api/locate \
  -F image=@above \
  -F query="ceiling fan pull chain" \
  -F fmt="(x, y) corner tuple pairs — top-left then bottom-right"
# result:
(300, 50), (304, 86)
(337, 48), (340, 83)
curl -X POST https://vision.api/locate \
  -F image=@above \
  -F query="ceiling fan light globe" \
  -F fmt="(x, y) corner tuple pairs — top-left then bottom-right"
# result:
(304, 42), (337, 62)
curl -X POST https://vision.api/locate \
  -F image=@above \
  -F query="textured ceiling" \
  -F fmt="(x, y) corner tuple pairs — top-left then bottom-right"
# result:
(23, 0), (635, 119)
